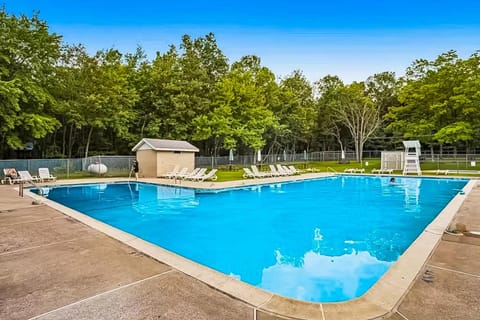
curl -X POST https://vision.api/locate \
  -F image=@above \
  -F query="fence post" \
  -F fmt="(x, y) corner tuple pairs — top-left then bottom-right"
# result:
(67, 158), (70, 178)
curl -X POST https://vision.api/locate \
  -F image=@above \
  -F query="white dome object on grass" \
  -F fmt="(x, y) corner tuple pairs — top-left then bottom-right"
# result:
(88, 163), (108, 174)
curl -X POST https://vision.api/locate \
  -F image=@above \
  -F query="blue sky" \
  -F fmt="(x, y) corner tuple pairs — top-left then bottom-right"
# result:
(3, 1), (480, 83)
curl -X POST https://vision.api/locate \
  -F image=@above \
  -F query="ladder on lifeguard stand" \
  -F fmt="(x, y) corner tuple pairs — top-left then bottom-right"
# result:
(402, 140), (422, 176)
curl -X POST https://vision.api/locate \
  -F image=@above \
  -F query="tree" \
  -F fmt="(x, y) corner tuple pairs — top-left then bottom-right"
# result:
(193, 55), (278, 155)
(0, 9), (61, 157)
(365, 71), (400, 116)
(273, 70), (316, 153)
(53, 46), (138, 158)
(132, 33), (228, 151)
(334, 83), (380, 162)
(314, 75), (349, 153)
(315, 77), (380, 161)
(386, 50), (480, 154)
(364, 72), (401, 150)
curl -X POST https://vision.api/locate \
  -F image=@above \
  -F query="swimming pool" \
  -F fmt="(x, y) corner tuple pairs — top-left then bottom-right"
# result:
(34, 176), (467, 302)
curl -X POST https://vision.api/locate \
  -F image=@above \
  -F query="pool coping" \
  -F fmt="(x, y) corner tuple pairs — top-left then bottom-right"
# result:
(25, 175), (477, 320)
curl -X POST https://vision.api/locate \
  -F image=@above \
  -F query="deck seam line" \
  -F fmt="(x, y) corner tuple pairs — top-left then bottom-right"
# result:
(28, 270), (173, 320)
(428, 264), (480, 278)
(0, 237), (90, 256)
(0, 204), (48, 211)
(0, 216), (65, 227)
(256, 294), (274, 309)
(320, 303), (325, 320)
(397, 311), (410, 319)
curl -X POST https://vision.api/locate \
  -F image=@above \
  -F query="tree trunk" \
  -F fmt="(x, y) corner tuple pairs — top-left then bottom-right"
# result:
(84, 127), (94, 159)
(140, 117), (147, 138)
(62, 126), (67, 158)
(68, 124), (75, 158)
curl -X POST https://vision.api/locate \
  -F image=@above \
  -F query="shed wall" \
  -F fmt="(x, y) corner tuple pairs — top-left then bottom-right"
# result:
(136, 150), (157, 178)
(156, 151), (195, 177)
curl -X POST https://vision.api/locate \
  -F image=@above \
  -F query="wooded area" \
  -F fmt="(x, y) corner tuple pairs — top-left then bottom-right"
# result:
(1, 9), (479, 160)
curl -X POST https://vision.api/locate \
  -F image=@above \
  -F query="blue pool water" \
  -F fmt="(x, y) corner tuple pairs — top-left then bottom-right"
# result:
(35, 176), (467, 302)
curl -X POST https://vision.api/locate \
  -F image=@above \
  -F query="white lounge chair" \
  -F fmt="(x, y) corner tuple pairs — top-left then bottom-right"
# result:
(38, 168), (57, 182)
(194, 169), (218, 182)
(178, 168), (200, 180)
(372, 168), (393, 174)
(268, 165), (282, 176)
(164, 165), (180, 178)
(167, 167), (187, 179)
(344, 168), (365, 173)
(287, 165), (303, 174)
(251, 165), (270, 178)
(18, 170), (40, 183)
(276, 164), (292, 176)
(2, 168), (21, 184)
(243, 168), (256, 179)
(184, 168), (207, 181)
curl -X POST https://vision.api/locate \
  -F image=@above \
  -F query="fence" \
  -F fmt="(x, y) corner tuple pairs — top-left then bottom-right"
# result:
(0, 156), (135, 179)
(195, 151), (382, 167)
(1, 152), (479, 178)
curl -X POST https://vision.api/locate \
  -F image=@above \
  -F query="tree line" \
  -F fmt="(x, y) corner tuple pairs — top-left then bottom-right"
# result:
(1, 9), (479, 160)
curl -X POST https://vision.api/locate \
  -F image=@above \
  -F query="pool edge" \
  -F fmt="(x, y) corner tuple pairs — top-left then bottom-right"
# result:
(25, 177), (477, 320)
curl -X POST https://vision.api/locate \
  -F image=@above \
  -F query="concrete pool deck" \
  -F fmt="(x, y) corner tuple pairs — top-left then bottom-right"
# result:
(1, 174), (479, 319)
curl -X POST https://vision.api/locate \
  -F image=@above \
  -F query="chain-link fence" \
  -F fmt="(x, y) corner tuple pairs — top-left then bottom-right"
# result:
(0, 156), (135, 179)
(194, 151), (382, 167)
(420, 154), (480, 173)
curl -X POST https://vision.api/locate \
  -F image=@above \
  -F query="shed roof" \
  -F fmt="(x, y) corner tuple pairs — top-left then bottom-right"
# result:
(132, 138), (199, 152)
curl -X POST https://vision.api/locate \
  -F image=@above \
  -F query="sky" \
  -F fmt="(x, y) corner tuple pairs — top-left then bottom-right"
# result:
(3, 0), (480, 83)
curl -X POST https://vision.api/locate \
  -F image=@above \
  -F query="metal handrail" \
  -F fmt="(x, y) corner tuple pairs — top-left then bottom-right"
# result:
(327, 167), (338, 174)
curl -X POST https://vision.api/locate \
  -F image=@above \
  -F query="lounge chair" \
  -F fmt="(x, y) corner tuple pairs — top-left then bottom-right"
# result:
(2, 168), (21, 184)
(184, 168), (207, 181)
(435, 169), (449, 175)
(276, 164), (293, 176)
(344, 168), (365, 173)
(38, 168), (57, 182)
(163, 165), (180, 178)
(178, 168), (200, 180)
(243, 168), (256, 179)
(18, 170), (40, 184)
(166, 167), (187, 179)
(372, 168), (394, 174)
(287, 165), (303, 174)
(194, 169), (218, 182)
(268, 165), (282, 176)
(251, 165), (271, 178)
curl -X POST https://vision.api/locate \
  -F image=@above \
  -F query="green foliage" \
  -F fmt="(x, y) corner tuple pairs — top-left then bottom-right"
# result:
(1, 5), (480, 159)
(386, 50), (480, 148)
(193, 55), (278, 153)
(0, 9), (61, 155)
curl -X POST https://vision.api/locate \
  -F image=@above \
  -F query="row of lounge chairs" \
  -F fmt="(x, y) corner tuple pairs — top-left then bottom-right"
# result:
(1, 168), (56, 184)
(344, 168), (394, 174)
(243, 165), (302, 179)
(162, 166), (217, 182)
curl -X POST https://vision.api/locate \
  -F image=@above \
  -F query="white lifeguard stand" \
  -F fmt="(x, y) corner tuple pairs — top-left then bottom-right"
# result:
(402, 140), (422, 176)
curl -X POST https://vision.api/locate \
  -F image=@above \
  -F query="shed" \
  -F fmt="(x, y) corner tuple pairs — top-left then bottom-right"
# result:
(131, 138), (199, 178)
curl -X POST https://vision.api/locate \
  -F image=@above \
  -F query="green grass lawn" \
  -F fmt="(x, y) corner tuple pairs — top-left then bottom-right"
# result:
(214, 159), (480, 181)
(213, 160), (382, 182)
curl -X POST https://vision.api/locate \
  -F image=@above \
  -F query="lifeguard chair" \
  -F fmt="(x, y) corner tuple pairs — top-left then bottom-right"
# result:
(402, 140), (422, 176)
